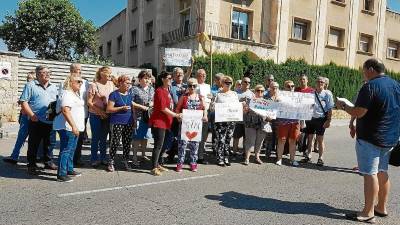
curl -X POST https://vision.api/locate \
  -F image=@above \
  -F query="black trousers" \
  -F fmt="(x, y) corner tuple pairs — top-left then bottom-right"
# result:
(151, 127), (167, 169)
(73, 117), (88, 163)
(27, 120), (52, 167)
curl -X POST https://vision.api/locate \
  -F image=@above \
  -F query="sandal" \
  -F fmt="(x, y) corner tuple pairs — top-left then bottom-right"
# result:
(317, 158), (324, 166)
(374, 209), (388, 217)
(345, 213), (376, 224)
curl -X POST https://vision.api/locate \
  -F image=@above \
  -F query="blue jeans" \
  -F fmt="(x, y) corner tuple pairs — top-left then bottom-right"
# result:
(89, 113), (109, 162)
(57, 130), (78, 177)
(356, 139), (392, 175)
(10, 114), (29, 160)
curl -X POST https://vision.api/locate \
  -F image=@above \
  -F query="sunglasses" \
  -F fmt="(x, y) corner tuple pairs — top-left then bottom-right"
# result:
(224, 82), (233, 85)
(242, 80), (251, 84)
(74, 80), (83, 84)
(267, 79), (274, 81)
(188, 84), (197, 88)
(256, 90), (264, 92)
(317, 80), (325, 83)
(286, 85), (295, 88)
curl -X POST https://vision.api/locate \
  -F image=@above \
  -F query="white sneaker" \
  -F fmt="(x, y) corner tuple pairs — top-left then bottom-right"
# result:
(291, 160), (299, 167)
(275, 159), (282, 166)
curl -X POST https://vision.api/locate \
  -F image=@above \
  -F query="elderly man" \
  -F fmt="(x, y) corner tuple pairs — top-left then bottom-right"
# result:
(337, 59), (400, 223)
(20, 65), (59, 175)
(263, 74), (275, 98)
(196, 68), (211, 164)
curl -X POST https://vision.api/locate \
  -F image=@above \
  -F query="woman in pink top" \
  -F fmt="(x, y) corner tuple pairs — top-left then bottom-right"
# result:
(87, 66), (115, 167)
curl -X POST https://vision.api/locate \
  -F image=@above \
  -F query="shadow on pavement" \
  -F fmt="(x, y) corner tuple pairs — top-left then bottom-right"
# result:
(0, 156), (57, 181)
(205, 191), (353, 221)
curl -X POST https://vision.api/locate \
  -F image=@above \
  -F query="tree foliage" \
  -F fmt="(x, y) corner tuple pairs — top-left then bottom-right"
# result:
(0, 0), (98, 61)
(193, 51), (400, 100)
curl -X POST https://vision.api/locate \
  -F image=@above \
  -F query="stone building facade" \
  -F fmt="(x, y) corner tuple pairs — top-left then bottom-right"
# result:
(98, 0), (400, 72)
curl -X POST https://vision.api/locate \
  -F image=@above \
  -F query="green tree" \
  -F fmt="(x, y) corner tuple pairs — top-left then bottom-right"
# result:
(0, 0), (98, 61)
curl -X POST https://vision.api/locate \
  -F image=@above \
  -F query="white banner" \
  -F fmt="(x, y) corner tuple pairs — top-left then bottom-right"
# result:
(0, 61), (12, 80)
(164, 48), (192, 66)
(249, 91), (315, 120)
(248, 98), (277, 119)
(181, 109), (203, 142)
(215, 102), (243, 123)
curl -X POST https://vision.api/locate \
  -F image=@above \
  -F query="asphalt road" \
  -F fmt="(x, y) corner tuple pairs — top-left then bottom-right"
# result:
(0, 126), (399, 225)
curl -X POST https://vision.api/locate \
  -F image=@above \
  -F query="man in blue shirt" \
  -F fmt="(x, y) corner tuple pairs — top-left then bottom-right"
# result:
(20, 65), (58, 175)
(337, 59), (400, 223)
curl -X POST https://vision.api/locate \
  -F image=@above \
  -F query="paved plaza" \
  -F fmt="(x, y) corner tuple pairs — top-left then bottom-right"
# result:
(0, 124), (399, 225)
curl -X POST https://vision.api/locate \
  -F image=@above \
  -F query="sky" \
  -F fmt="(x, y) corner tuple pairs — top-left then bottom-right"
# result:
(0, 0), (400, 55)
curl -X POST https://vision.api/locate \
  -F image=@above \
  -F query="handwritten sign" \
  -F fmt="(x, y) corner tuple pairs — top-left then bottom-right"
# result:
(181, 109), (203, 142)
(248, 91), (315, 120)
(0, 62), (12, 80)
(215, 102), (243, 123)
(249, 98), (277, 119)
(164, 48), (192, 66)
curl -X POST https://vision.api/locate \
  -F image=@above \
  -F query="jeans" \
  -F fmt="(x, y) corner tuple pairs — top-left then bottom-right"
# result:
(151, 127), (167, 169)
(37, 129), (56, 160)
(89, 113), (109, 162)
(57, 130), (78, 177)
(27, 120), (52, 167)
(198, 121), (209, 160)
(10, 114), (29, 160)
(356, 139), (393, 175)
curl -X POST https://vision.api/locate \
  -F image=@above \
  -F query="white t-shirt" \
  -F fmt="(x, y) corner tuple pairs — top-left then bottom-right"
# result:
(58, 79), (89, 118)
(53, 90), (85, 132)
(197, 83), (211, 103)
(215, 91), (239, 103)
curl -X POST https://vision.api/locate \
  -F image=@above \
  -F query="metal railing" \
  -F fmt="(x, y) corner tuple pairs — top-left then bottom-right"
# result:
(161, 19), (273, 45)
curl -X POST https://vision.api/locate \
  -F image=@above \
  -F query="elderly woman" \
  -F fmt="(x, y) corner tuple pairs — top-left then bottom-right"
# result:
(213, 75), (239, 166)
(243, 84), (268, 165)
(149, 71), (182, 176)
(131, 70), (154, 164)
(106, 75), (135, 172)
(87, 66), (115, 167)
(264, 81), (280, 158)
(275, 80), (300, 166)
(175, 78), (207, 172)
(53, 74), (85, 182)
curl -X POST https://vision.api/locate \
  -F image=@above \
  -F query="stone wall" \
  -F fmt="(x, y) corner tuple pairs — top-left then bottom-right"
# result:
(0, 52), (20, 122)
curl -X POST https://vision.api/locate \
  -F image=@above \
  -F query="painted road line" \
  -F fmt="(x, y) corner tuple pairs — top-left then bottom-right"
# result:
(58, 174), (222, 197)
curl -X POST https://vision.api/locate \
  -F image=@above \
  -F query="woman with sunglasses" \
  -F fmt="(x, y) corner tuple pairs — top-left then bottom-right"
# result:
(243, 85), (268, 165)
(149, 71), (182, 176)
(106, 75), (135, 172)
(175, 78), (207, 172)
(264, 81), (280, 158)
(213, 76), (240, 166)
(53, 74), (85, 182)
(275, 80), (300, 166)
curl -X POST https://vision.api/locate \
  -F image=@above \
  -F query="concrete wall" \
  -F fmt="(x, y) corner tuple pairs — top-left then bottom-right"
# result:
(0, 52), (19, 122)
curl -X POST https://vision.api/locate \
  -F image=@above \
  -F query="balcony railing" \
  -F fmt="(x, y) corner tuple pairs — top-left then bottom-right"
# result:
(161, 19), (273, 46)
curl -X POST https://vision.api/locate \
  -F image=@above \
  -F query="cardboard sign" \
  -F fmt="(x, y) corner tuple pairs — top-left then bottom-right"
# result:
(164, 48), (192, 66)
(0, 62), (12, 80)
(215, 102), (243, 123)
(248, 91), (315, 120)
(181, 109), (203, 142)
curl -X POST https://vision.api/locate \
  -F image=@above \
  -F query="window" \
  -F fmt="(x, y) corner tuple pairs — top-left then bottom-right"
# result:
(387, 40), (400, 59)
(131, 30), (137, 47)
(331, 0), (346, 6)
(106, 41), (112, 56)
(117, 35), (123, 52)
(359, 34), (373, 53)
(364, 0), (374, 11)
(335, 0), (345, 2)
(131, 0), (138, 11)
(231, 10), (250, 40)
(145, 21), (154, 41)
(328, 27), (344, 48)
(181, 11), (190, 37)
(98, 45), (103, 57)
(292, 18), (310, 41)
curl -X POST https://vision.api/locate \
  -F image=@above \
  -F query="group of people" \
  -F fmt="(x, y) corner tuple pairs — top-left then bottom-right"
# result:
(2, 61), (337, 181)
(2, 58), (399, 224)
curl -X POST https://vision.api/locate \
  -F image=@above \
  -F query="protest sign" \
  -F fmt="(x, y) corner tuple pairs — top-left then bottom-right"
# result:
(215, 102), (243, 123)
(0, 62), (12, 80)
(164, 48), (192, 66)
(181, 109), (203, 142)
(248, 91), (314, 120)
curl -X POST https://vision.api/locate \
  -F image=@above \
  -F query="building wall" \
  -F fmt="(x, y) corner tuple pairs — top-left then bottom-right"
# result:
(98, 9), (127, 66)
(383, 10), (400, 71)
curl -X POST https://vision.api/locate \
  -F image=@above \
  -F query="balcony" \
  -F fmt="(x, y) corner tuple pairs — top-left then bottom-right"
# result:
(161, 19), (273, 46)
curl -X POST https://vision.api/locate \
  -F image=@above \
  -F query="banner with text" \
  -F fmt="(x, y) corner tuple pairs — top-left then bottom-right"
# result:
(181, 109), (203, 142)
(215, 102), (243, 123)
(249, 91), (315, 120)
(164, 48), (192, 66)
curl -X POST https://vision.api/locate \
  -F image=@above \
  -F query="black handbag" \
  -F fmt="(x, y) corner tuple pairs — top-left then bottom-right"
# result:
(389, 142), (400, 167)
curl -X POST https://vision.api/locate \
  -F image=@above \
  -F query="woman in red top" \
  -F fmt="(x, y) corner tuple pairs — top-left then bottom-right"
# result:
(149, 71), (182, 176)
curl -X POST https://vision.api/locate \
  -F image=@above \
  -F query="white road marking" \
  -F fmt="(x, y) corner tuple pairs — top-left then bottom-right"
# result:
(58, 174), (222, 197)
